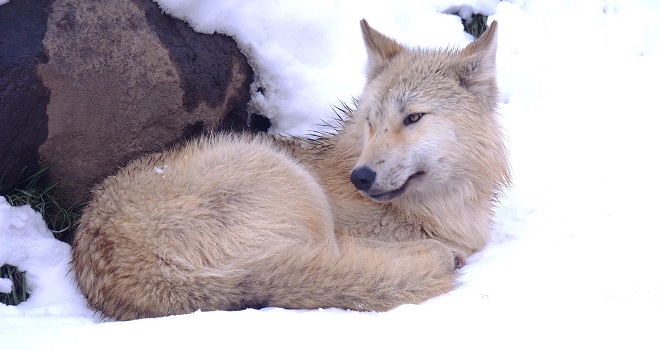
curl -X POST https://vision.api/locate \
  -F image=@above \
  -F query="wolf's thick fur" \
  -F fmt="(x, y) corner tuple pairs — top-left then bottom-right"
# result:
(72, 20), (509, 320)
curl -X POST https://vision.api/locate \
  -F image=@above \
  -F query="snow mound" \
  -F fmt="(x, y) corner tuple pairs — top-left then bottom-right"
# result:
(0, 197), (92, 318)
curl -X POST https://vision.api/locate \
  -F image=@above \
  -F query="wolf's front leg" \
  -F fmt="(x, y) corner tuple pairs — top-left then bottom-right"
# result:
(338, 236), (464, 271)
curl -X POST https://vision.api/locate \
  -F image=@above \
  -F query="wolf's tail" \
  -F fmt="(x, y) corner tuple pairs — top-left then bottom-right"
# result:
(83, 236), (456, 320)
(233, 238), (458, 312)
(171, 237), (458, 314)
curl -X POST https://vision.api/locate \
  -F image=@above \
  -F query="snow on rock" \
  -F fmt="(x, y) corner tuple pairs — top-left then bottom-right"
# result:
(435, 0), (500, 19)
(0, 197), (92, 318)
(152, 0), (487, 136)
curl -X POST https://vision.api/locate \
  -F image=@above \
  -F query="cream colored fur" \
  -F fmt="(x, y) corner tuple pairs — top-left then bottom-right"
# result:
(72, 20), (509, 321)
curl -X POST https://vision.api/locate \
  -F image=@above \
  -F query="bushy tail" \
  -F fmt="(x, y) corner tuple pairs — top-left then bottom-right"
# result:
(89, 238), (456, 320)
(242, 238), (457, 312)
(181, 237), (458, 312)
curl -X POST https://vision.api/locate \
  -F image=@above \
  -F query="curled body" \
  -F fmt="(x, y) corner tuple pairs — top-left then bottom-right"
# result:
(72, 20), (509, 320)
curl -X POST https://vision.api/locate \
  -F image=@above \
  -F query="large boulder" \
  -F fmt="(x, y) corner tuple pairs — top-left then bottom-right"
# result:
(0, 0), (255, 206)
(0, 0), (52, 196)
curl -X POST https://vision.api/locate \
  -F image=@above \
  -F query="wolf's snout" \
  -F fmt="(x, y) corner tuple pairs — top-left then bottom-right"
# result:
(350, 166), (376, 191)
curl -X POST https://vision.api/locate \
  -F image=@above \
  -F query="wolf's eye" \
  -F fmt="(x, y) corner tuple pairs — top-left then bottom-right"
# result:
(403, 113), (425, 126)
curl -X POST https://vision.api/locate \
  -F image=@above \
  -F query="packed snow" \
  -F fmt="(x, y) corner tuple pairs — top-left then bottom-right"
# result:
(2, 0), (660, 348)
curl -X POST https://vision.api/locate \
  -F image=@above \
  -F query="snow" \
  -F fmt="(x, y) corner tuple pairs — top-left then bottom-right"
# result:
(2, 0), (660, 348)
(154, 164), (169, 174)
(0, 198), (94, 319)
(0, 278), (11, 293)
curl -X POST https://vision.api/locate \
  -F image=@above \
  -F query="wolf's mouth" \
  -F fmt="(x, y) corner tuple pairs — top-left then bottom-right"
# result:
(367, 171), (426, 202)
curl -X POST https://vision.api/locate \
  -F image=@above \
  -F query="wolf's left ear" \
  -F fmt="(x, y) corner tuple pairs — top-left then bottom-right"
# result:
(455, 21), (498, 96)
(361, 19), (405, 81)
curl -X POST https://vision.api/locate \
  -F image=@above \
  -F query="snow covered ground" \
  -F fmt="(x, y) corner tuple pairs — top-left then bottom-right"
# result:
(2, 0), (660, 348)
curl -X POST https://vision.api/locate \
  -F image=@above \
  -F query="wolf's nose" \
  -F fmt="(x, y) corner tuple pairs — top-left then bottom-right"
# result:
(350, 166), (376, 191)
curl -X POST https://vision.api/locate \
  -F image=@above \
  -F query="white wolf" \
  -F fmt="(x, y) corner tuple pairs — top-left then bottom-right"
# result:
(72, 20), (510, 320)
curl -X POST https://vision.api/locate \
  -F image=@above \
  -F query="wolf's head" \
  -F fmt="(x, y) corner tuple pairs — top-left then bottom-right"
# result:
(350, 20), (506, 203)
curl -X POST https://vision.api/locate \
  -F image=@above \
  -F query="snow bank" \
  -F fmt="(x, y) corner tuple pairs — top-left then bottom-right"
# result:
(0, 197), (92, 318)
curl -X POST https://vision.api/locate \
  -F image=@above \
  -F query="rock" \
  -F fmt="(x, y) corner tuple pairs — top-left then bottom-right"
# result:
(0, 0), (255, 207)
(0, 0), (53, 195)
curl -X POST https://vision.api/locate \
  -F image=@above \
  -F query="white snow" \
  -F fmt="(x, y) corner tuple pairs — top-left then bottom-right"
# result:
(0, 278), (11, 293)
(154, 164), (169, 174)
(2, 0), (660, 348)
(0, 198), (94, 319)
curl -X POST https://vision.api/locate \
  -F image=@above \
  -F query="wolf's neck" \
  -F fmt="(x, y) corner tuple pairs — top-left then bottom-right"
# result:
(391, 181), (492, 254)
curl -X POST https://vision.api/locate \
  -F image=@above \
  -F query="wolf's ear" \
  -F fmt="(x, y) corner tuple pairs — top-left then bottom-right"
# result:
(361, 19), (405, 81)
(455, 21), (498, 96)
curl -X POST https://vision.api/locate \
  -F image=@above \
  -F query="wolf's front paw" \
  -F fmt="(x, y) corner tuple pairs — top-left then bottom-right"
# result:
(452, 250), (467, 270)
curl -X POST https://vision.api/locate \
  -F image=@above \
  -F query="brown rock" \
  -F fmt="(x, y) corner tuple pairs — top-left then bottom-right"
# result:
(32, 0), (255, 206)
(0, 0), (53, 195)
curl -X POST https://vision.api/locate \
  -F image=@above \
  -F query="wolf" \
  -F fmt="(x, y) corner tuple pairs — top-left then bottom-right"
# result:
(72, 20), (509, 321)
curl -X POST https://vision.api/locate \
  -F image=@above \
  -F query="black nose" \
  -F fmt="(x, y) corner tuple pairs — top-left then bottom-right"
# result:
(350, 166), (376, 191)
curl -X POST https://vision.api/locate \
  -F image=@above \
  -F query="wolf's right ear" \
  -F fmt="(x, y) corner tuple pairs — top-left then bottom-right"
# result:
(454, 21), (498, 97)
(361, 19), (405, 81)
